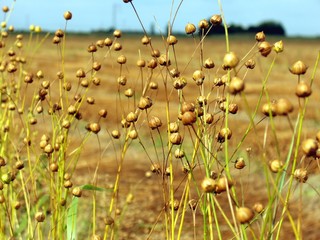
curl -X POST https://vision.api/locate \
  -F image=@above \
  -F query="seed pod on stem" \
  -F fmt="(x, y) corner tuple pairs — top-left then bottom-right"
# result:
(295, 81), (312, 98)
(201, 177), (216, 193)
(223, 52), (239, 69)
(185, 23), (196, 34)
(236, 207), (254, 224)
(258, 41), (272, 57)
(289, 60), (307, 75)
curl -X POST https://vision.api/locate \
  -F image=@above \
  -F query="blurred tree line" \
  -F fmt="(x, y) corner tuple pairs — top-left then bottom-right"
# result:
(206, 20), (286, 35)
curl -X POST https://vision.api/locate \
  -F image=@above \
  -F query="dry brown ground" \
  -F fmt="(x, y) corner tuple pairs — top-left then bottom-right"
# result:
(25, 33), (320, 239)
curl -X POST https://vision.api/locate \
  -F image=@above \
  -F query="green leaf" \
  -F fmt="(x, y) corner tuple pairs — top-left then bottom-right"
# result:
(67, 197), (79, 240)
(80, 184), (110, 192)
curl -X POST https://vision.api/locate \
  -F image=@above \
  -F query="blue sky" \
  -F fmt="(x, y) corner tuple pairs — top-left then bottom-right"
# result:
(4, 0), (320, 37)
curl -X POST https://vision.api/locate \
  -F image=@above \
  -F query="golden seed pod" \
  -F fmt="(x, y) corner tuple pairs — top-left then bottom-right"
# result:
(15, 160), (24, 170)
(113, 29), (122, 38)
(261, 102), (277, 117)
(121, 119), (130, 128)
(104, 215), (114, 226)
(44, 144), (54, 154)
(35, 212), (45, 222)
(113, 42), (122, 51)
(169, 122), (179, 133)
(198, 19), (209, 29)
(123, 0), (132, 3)
(255, 31), (265, 42)
(269, 159), (283, 173)
(229, 103), (239, 114)
(294, 168), (308, 183)
(215, 176), (233, 194)
(173, 77), (187, 90)
(245, 59), (256, 69)
(124, 88), (134, 97)
(253, 202), (264, 214)
(55, 29), (64, 38)
(185, 23), (196, 34)
(76, 68), (86, 78)
(181, 111), (196, 125)
(128, 130), (138, 139)
(301, 138), (318, 157)
(126, 112), (138, 123)
(235, 157), (246, 169)
(180, 103), (194, 115)
(273, 40), (284, 53)
(86, 96), (95, 104)
(170, 199), (180, 211)
(170, 132), (183, 145)
(63, 81), (72, 91)
(72, 187), (82, 197)
(80, 79), (89, 88)
(158, 54), (171, 66)
(1, 173), (11, 184)
(64, 11), (72, 20)
(138, 96), (152, 110)
(210, 14), (222, 26)
(197, 96), (207, 107)
(141, 35), (150, 45)
(236, 207), (254, 224)
(111, 130), (121, 139)
(192, 70), (205, 85)
(167, 35), (178, 45)
(89, 123), (101, 134)
(289, 60), (307, 75)
(92, 77), (101, 86)
(147, 58), (158, 69)
(0, 156), (6, 167)
(217, 127), (232, 143)
(7, 62), (17, 73)
(201, 177), (216, 193)
(136, 59), (146, 67)
(29, 117), (37, 125)
(223, 52), (239, 69)
(104, 37), (113, 47)
(295, 81), (312, 98)
(92, 61), (101, 71)
(117, 55), (127, 64)
(275, 98), (293, 115)
(50, 162), (59, 172)
(1, 21), (6, 28)
(52, 36), (61, 44)
(149, 81), (158, 90)
(148, 116), (162, 129)
(87, 44), (97, 53)
(150, 163), (161, 174)
(2, 6), (9, 13)
(117, 75), (127, 86)
(228, 77), (245, 94)
(170, 68), (180, 78)
(174, 148), (185, 158)
(151, 49), (160, 58)
(258, 41), (272, 57)
(204, 58), (215, 69)
(204, 113), (214, 124)
(96, 39), (105, 48)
